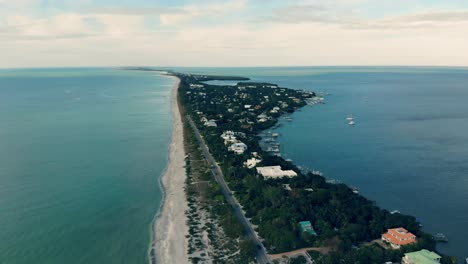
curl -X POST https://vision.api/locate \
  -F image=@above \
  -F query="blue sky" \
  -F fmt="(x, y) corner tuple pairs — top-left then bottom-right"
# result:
(1, 0), (468, 67)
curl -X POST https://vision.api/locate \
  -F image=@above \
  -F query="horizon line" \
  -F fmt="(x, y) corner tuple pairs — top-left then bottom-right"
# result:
(2, 65), (468, 70)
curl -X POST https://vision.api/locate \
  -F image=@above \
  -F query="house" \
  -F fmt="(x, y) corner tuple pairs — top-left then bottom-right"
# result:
(204, 120), (217, 127)
(270, 106), (280, 114)
(244, 157), (262, 168)
(299, 221), (317, 236)
(221, 131), (237, 145)
(189, 83), (204, 88)
(256, 166), (297, 179)
(221, 131), (235, 139)
(402, 250), (441, 264)
(228, 142), (247, 154)
(381, 227), (417, 248)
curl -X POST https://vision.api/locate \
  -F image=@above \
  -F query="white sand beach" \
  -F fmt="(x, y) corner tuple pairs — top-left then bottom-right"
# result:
(153, 77), (189, 264)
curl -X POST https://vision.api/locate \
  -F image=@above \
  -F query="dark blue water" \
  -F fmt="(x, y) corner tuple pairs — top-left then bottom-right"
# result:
(254, 68), (468, 262)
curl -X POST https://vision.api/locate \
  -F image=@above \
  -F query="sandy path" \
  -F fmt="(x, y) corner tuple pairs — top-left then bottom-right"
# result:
(153, 77), (189, 264)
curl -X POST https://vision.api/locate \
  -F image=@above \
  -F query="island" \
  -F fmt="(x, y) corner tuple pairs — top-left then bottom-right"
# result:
(155, 69), (456, 264)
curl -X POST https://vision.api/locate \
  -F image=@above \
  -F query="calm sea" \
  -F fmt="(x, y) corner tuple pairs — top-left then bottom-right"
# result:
(0, 68), (174, 264)
(178, 66), (468, 262)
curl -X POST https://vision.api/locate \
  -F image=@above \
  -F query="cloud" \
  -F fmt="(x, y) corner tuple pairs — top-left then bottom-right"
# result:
(1, 0), (468, 67)
(253, 4), (356, 24)
(346, 10), (468, 29)
(254, 4), (468, 30)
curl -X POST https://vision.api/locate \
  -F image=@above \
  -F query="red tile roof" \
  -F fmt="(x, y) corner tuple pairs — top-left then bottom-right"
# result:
(382, 227), (416, 247)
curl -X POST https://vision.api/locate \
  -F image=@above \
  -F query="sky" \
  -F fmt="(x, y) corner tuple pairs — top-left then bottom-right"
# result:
(1, 0), (468, 68)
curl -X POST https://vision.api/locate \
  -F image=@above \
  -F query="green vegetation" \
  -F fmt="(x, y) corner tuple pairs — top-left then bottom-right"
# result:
(180, 95), (255, 263)
(175, 72), (452, 263)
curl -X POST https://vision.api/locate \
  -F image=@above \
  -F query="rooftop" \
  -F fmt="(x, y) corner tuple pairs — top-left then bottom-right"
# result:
(256, 166), (297, 179)
(299, 221), (317, 236)
(404, 249), (441, 264)
(382, 227), (417, 247)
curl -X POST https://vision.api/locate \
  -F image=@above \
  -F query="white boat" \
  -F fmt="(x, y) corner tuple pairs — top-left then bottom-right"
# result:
(346, 113), (354, 121)
(465, 258), (468, 264)
(348, 120), (355, 125)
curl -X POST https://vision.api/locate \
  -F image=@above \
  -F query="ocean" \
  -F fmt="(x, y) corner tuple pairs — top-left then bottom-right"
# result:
(185, 66), (468, 262)
(0, 68), (175, 264)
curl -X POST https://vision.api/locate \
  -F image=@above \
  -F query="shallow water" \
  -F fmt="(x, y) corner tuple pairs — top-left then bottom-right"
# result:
(0, 68), (175, 264)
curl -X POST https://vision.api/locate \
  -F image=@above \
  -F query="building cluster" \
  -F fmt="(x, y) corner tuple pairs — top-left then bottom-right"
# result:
(221, 131), (248, 154)
(379, 228), (442, 263)
(185, 79), (312, 133)
(184, 77), (312, 176)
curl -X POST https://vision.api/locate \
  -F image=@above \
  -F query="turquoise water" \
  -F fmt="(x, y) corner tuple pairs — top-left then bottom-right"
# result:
(0, 68), (174, 264)
(176, 67), (468, 262)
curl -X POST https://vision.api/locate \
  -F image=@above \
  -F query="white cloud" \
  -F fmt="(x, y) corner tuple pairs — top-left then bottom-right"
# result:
(0, 1), (468, 67)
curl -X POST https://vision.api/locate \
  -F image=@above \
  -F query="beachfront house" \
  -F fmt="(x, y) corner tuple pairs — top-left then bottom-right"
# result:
(381, 227), (417, 249)
(299, 221), (317, 236)
(256, 166), (297, 179)
(402, 249), (441, 264)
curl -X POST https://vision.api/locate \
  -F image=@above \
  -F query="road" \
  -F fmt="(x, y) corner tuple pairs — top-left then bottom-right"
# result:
(187, 116), (270, 264)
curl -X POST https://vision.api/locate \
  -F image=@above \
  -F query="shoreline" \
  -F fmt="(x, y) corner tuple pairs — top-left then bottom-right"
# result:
(151, 76), (188, 264)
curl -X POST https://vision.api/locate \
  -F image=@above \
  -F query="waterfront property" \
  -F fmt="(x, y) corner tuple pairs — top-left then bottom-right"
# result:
(299, 221), (317, 236)
(228, 142), (248, 155)
(174, 71), (453, 262)
(256, 166), (297, 179)
(402, 249), (441, 264)
(381, 227), (417, 249)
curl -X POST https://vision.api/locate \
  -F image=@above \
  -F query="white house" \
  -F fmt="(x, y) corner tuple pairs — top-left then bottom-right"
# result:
(228, 142), (247, 155)
(256, 166), (297, 179)
(244, 158), (262, 169)
(189, 84), (204, 88)
(221, 131), (237, 145)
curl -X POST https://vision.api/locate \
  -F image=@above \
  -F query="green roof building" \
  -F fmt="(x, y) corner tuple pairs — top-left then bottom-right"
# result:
(299, 221), (317, 236)
(402, 249), (441, 264)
